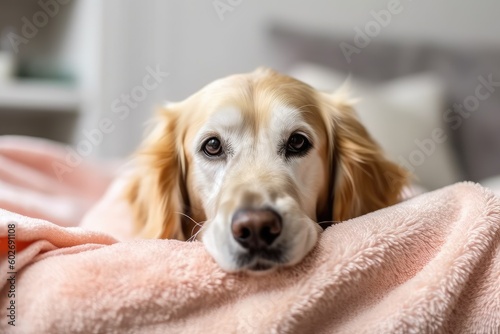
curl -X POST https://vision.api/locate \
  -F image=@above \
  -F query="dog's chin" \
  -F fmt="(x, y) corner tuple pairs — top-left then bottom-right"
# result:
(208, 251), (308, 274)
(207, 249), (287, 274)
(204, 244), (290, 274)
(243, 260), (279, 275)
(211, 245), (310, 274)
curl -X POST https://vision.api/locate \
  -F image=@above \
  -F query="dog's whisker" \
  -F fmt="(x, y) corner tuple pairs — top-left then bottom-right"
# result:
(187, 224), (206, 242)
(174, 212), (207, 241)
(175, 212), (203, 228)
(189, 221), (207, 241)
(187, 225), (206, 241)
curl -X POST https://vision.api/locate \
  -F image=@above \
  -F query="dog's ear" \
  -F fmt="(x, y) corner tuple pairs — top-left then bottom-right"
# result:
(125, 107), (186, 239)
(319, 91), (409, 222)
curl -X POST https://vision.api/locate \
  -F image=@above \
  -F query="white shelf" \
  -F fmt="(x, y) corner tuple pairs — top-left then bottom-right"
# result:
(0, 80), (81, 112)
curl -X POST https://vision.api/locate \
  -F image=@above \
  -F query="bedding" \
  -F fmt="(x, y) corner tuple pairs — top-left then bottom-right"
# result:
(0, 136), (499, 333)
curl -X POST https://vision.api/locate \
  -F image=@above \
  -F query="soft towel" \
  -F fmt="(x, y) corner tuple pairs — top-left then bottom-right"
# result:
(0, 136), (499, 333)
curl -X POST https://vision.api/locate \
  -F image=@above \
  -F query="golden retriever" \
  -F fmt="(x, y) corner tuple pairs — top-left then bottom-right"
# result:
(125, 68), (408, 272)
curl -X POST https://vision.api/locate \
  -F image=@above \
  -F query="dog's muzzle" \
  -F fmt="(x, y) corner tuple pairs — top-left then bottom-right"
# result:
(230, 208), (284, 271)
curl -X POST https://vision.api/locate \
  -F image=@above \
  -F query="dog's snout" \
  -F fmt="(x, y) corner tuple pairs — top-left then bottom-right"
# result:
(231, 209), (282, 250)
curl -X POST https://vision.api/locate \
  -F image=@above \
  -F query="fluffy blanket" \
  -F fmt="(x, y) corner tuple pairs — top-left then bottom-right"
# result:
(0, 136), (499, 334)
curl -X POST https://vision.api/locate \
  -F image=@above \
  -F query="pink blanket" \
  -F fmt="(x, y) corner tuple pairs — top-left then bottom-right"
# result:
(1, 136), (499, 333)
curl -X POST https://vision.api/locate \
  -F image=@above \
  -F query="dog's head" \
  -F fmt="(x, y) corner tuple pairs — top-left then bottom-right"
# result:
(126, 68), (408, 273)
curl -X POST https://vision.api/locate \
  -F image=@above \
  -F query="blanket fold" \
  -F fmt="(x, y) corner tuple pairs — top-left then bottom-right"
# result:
(0, 135), (114, 227)
(0, 136), (499, 334)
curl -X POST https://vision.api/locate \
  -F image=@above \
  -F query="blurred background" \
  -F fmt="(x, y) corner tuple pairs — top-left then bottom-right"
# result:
(0, 0), (499, 191)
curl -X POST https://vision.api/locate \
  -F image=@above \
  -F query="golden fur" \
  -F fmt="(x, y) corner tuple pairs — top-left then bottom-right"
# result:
(126, 68), (408, 241)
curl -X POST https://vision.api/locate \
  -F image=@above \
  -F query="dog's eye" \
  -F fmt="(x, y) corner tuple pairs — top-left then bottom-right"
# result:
(286, 133), (310, 154)
(202, 137), (223, 157)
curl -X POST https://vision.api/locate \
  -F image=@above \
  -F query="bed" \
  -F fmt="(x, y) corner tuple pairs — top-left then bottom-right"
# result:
(1, 27), (500, 334)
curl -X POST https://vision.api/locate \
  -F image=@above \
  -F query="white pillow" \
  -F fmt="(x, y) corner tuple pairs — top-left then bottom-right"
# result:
(289, 63), (464, 190)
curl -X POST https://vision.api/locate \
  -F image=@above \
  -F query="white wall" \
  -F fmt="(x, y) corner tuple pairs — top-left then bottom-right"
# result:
(77, 0), (173, 158)
(162, 0), (500, 99)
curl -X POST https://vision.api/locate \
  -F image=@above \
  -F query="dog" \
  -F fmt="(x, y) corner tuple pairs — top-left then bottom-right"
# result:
(125, 68), (408, 273)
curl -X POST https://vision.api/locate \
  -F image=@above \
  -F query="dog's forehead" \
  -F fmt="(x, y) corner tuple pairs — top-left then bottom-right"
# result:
(202, 72), (324, 132)
(206, 106), (243, 129)
(206, 103), (308, 131)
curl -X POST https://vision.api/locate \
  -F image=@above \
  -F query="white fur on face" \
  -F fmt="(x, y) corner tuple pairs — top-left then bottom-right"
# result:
(195, 104), (324, 272)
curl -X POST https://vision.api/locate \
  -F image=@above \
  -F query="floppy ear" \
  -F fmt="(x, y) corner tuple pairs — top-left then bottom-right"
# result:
(125, 107), (186, 240)
(319, 92), (409, 221)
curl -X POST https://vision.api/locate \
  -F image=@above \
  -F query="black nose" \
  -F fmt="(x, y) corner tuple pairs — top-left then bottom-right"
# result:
(231, 209), (282, 250)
